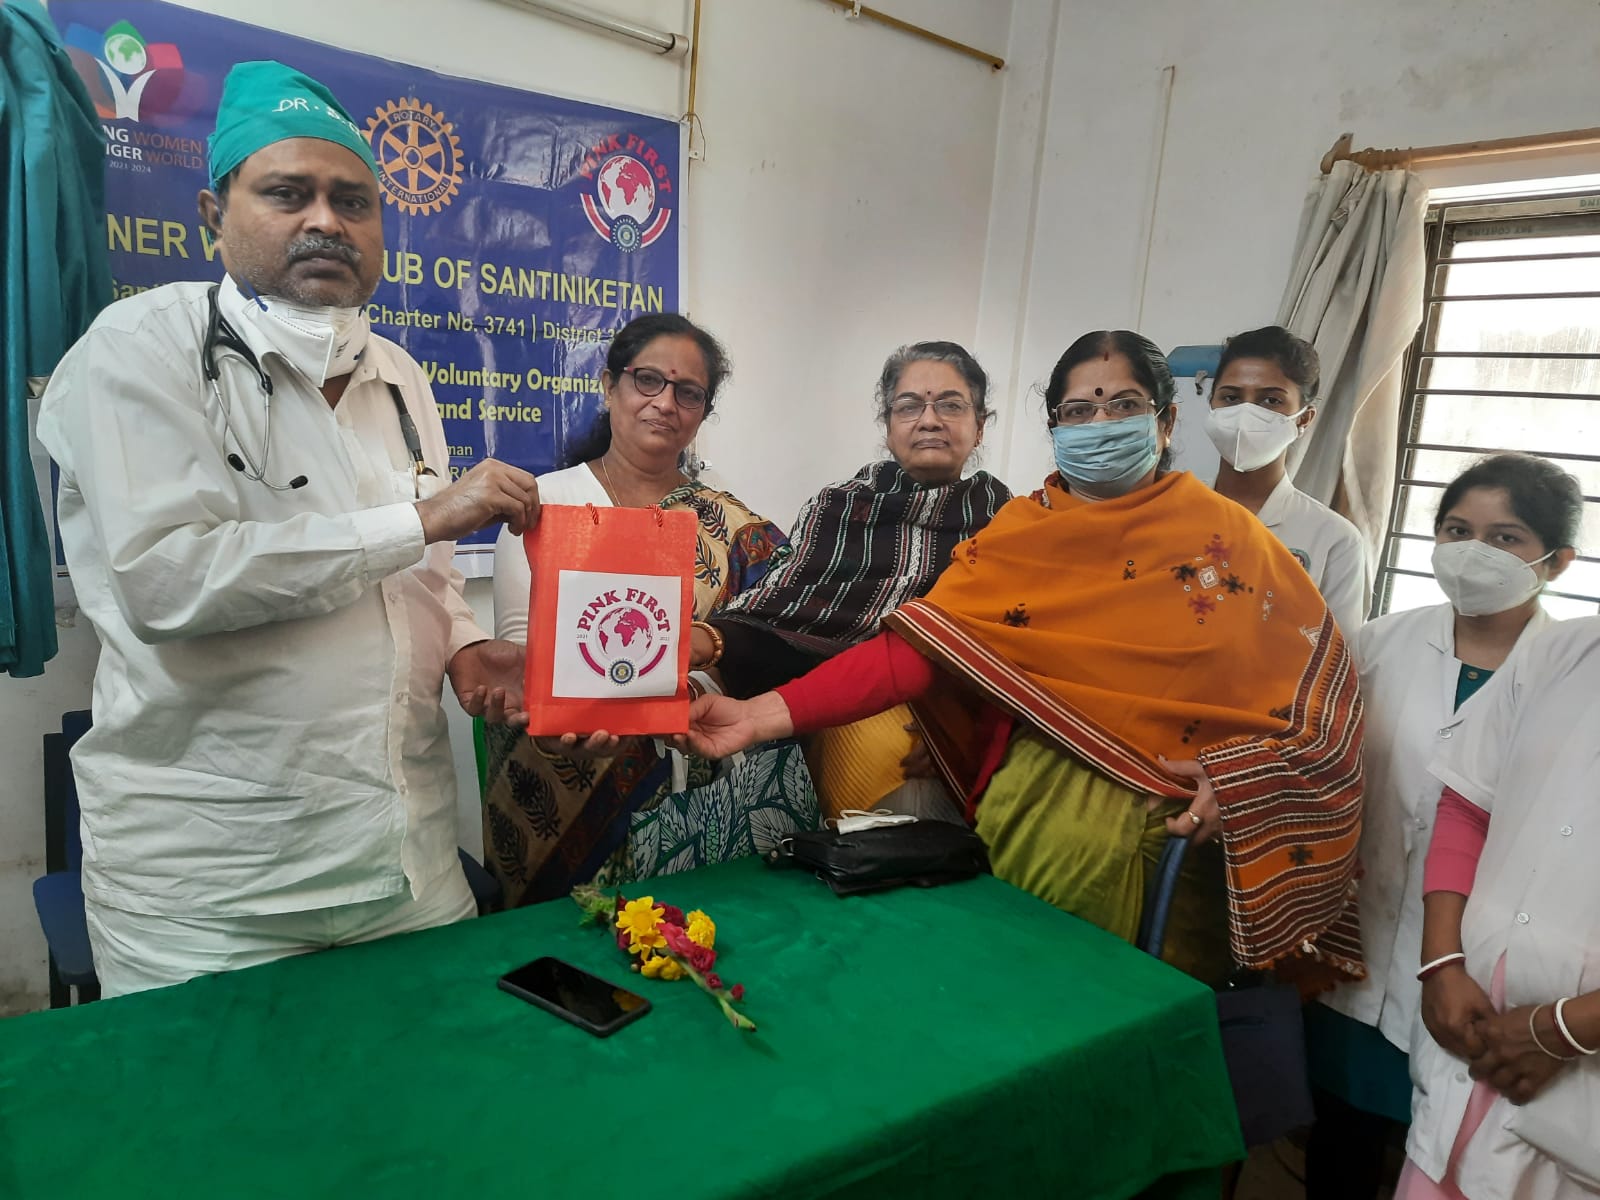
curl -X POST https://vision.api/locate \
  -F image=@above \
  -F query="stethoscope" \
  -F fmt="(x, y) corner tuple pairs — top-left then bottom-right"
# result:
(201, 283), (433, 494)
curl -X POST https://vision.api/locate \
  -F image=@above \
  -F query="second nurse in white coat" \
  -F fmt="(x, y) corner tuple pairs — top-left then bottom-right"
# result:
(1207, 326), (1368, 634)
(1302, 452), (1583, 1199)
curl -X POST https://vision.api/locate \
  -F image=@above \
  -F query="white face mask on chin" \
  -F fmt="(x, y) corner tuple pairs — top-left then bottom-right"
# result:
(228, 277), (370, 386)
(1431, 538), (1555, 616)
(1204, 403), (1305, 472)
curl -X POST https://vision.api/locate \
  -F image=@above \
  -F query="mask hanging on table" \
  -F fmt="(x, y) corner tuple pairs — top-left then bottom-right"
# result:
(1205, 404), (1304, 472)
(1051, 413), (1160, 498)
(1431, 539), (1554, 616)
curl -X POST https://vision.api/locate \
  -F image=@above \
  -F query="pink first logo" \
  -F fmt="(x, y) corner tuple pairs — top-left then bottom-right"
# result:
(577, 132), (675, 253)
(64, 18), (188, 123)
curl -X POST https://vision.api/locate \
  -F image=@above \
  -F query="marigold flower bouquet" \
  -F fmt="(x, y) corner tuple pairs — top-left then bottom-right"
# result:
(572, 885), (755, 1032)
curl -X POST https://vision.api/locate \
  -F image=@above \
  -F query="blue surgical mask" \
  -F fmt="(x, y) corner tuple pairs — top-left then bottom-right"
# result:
(1051, 413), (1160, 497)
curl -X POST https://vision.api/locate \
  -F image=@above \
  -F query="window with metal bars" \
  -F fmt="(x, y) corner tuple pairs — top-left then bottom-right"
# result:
(1375, 189), (1600, 619)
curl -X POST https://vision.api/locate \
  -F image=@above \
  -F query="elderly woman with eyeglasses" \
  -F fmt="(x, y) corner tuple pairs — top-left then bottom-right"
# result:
(676, 330), (1367, 986)
(705, 342), (1011, 823)
(484, 313), (815, 908)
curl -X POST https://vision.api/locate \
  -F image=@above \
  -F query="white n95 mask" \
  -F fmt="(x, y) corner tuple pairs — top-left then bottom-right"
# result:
(1204, 403), (1304, 472)
(231, 279), (370, 385)
(1431, 539), (1554, 616)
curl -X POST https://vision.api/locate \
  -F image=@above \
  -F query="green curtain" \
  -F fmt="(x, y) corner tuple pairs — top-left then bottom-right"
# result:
(1, 0), (111, 677)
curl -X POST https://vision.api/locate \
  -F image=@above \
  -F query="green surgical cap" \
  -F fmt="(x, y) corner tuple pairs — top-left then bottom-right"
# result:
(207, 60), (380, 187)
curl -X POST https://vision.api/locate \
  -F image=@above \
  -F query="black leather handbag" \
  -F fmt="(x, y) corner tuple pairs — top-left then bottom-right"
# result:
(764, 821), (991, 896)
(1138, 835), (1315, 1148)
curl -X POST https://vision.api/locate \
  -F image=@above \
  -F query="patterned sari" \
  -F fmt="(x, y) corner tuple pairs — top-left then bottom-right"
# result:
(715, 462), (1011, 816)
(884, 471), (1367, 980)
(483, 482), (819, 907)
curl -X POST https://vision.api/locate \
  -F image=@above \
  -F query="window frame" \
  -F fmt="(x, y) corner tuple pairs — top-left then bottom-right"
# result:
(1372, 187), (1600, 619)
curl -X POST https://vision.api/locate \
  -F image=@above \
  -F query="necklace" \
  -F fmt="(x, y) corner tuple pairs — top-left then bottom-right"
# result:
(597, 455), (622, 506)
(596, 453), (688, 508)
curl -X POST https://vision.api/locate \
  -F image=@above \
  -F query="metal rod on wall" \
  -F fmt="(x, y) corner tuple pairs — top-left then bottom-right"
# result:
(1322, 126), (1600, 173)
(490, 0), (691, 58)
(818, 0), (1004, 70)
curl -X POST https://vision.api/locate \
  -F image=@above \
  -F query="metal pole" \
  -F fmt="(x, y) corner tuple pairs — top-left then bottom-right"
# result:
(489, 0), (690, 58)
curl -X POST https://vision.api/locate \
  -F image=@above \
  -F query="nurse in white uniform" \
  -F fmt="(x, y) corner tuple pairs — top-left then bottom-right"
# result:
(1207, 326), (1368, 634)
(1302, 453), (1582, 1199)
(1398, 613), (1600, 1200)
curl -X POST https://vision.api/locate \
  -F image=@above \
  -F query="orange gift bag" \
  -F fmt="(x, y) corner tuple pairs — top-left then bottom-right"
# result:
(522, 503), (697, 737)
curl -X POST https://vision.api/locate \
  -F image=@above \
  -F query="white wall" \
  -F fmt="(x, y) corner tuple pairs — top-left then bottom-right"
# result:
(2, 0), (1010, 1013)
(980, 0), (1600, 490)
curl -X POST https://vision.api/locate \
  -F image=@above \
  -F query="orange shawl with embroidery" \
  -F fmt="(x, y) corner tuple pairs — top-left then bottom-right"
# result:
(883, 471), (1365, 977)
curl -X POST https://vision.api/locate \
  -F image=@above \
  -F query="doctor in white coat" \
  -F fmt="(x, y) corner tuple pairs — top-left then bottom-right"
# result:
(1303, 453), (1583, 1200)
(1207, 326), (1368, 634)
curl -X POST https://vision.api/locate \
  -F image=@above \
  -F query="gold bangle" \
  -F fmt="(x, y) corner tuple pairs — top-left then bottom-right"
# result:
(692, 620), (724, 668)
(1529, 1004), (1570, 1061)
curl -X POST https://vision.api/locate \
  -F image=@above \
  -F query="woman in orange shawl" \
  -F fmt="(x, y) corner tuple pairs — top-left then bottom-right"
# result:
(680, 331), (1365, 985)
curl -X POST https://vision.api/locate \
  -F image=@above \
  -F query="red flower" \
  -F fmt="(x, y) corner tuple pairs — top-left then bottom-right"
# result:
(661, 923), (716, 973)
(687, 943), (717, 973)
(658, 903), (686, 927)
(730, 984), (745, 1002)
(661, 923), (695, 956)
(706, 972), (723, 991)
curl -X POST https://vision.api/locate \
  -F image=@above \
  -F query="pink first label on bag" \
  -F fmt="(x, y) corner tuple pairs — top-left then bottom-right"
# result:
(552, 569), (682, 699)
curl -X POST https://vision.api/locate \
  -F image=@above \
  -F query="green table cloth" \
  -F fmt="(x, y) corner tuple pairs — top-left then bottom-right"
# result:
(0, 858), (1242, 1198)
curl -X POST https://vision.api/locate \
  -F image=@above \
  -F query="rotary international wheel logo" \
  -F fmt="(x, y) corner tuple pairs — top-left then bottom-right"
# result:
(364, 98), (463, 215)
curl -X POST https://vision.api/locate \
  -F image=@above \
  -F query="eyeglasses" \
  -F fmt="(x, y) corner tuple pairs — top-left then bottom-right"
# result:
(621, 366), (708, 411)
(887, 396), (975, 423)
(1052, 396), (1159, 425)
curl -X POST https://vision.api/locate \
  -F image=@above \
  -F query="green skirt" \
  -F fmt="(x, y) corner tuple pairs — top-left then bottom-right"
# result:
(974, 729), (1232, 986)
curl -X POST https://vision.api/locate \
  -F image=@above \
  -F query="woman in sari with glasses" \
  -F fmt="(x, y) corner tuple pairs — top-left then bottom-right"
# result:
(484, 313), (816, 908)
(703, 342), (1011, 823)
(677, 330), (1366, 986)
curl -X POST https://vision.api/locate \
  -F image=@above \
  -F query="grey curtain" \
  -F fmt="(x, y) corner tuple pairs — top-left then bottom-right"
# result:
(1277, 160), (1428, 564)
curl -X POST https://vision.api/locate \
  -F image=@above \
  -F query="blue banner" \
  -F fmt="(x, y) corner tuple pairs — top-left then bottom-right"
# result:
(50, 0), (684, 573)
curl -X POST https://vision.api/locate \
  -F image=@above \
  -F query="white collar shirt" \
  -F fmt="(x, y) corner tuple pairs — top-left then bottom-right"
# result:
(1321, 602), (1554, 1050)
(1407, 616), (1600, 1197)
(36, 281), (486, 918)
(1255, 476), (1369, 635)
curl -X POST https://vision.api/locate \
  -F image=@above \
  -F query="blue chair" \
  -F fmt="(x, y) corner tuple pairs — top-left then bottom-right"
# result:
(32, 710), (501, 1007)
(1138, 835), (1315, 1149)
(33, 710), (98, 1007)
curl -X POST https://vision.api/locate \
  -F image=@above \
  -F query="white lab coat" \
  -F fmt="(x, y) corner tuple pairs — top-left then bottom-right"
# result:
(1256, 475), (1368, 635)
(1407, 616), (1600, 1199)
(1321, 602), (1554, 1051)
(36, 280), (485, 919)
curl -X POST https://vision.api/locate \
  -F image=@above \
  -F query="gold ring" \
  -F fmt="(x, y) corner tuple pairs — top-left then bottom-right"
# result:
(1187, 811), (1202, 827)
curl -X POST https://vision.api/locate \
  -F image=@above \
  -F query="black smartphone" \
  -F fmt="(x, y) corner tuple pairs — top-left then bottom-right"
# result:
(497, 956), (651, 1037)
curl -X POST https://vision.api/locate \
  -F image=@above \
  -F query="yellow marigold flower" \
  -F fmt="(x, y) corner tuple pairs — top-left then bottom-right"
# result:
(639, 953), (684, 980)
(686, 910), (716, 949)
(616, 896), (666, 956)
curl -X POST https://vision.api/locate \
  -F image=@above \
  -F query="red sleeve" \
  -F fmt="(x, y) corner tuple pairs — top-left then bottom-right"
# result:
(1422, 786), (1491, 897)
(776, 630), (937, 734)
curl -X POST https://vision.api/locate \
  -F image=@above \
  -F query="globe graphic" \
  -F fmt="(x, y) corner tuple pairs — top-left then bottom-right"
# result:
(596, 156), (656, 224)
(104, 33), (147, 76)
(595, 607), (654, 660)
